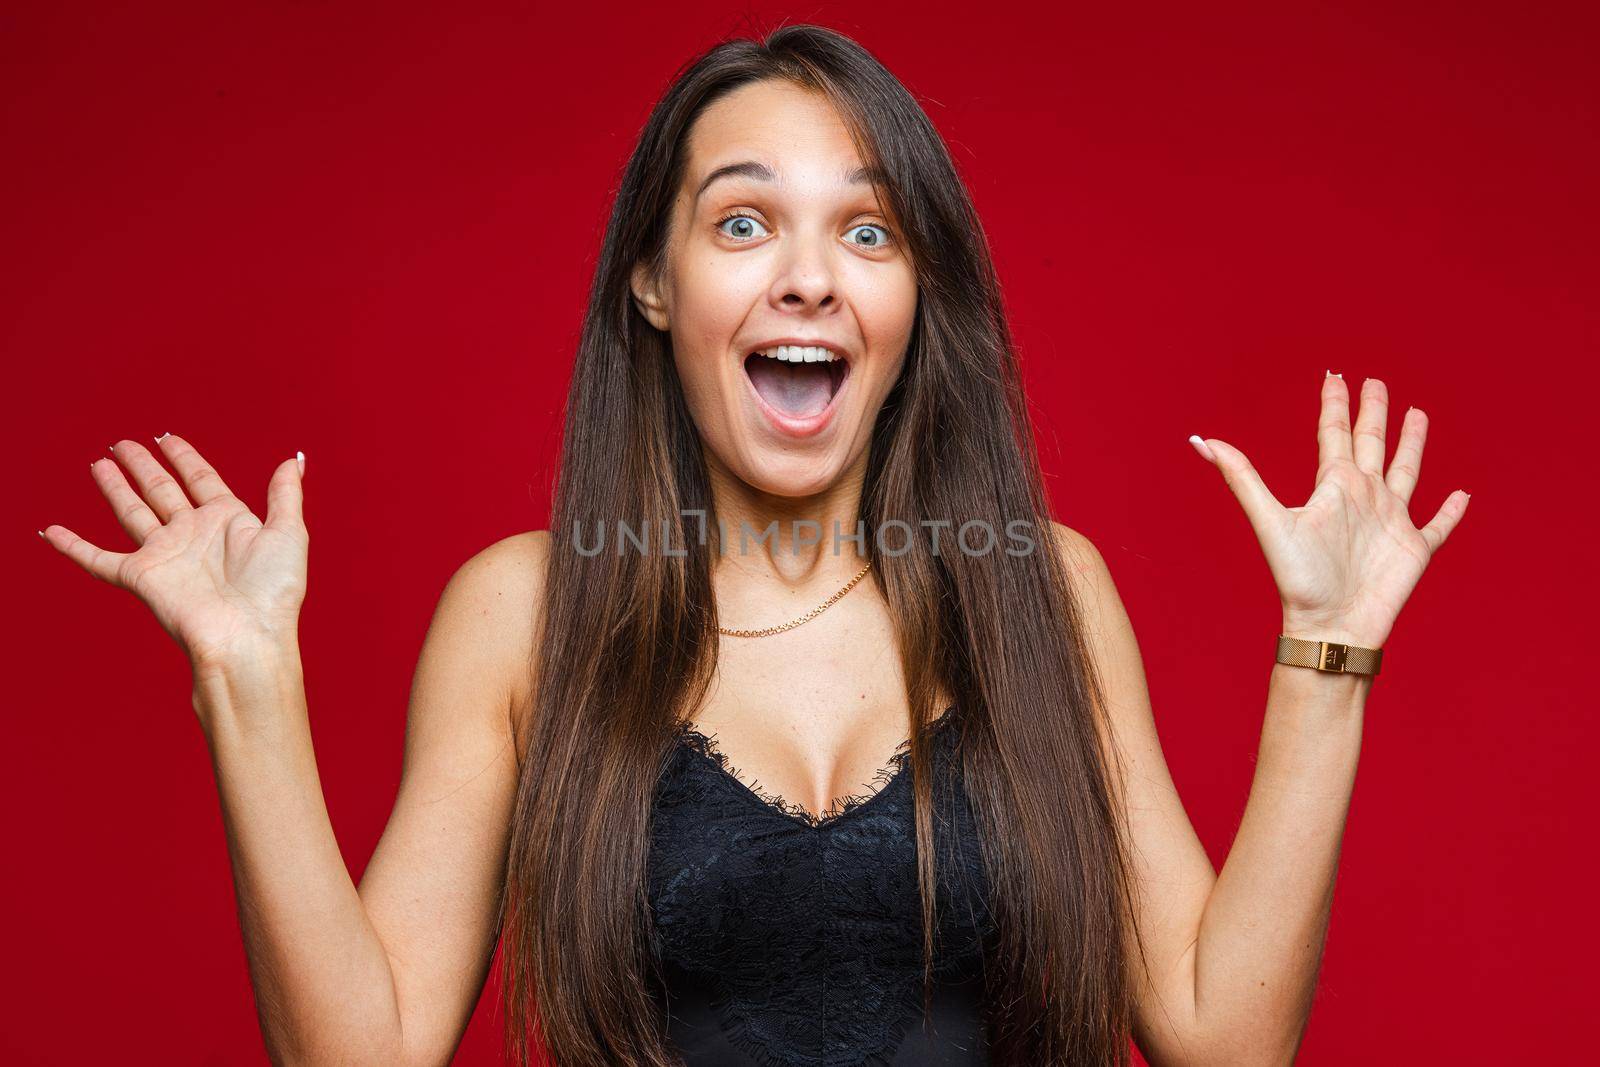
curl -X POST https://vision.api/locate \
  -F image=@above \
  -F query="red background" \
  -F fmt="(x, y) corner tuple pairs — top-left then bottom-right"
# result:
(5, 2), (1594, 1064)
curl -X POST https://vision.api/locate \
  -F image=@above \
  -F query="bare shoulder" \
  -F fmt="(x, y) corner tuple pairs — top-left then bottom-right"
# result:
(428, 530), (551, 754)
(1045, 519), (1139, 666)
(1046, 519), (1096, 562)
(1046, 519), (1113, 596)
(445, 529), (551, 607)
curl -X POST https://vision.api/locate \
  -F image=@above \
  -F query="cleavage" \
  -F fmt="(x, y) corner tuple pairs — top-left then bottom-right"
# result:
(677, 723), (911, 827)
(674, 706), (957, 827)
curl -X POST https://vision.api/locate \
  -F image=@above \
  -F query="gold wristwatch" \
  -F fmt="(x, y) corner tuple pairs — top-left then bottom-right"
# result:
(1276, 635), (1383, 676)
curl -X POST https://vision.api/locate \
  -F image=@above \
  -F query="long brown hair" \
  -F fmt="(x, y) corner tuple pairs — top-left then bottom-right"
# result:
(500, 23), (1146, 1066)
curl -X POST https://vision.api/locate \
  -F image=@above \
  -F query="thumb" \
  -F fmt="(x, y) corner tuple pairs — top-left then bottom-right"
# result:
(264, 451), (306, 534)
(1190, 435), (1283, 532)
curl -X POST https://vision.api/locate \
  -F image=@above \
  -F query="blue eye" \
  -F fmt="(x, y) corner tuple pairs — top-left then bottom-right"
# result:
(716, 214), (769, 241)
(846, 223), (892, 249)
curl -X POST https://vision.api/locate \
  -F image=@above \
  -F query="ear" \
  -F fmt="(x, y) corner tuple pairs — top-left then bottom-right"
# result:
(629, 261), (670, 332)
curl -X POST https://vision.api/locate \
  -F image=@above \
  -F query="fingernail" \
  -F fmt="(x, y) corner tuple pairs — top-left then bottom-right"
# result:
(37, 529), (45, 538)
(1325, 368), (1331, 378)
(107, 444), (116, 453)
(1187, 434), (1216, 462)
(154, 432), (171, 443)
(296, 450), (305, 476)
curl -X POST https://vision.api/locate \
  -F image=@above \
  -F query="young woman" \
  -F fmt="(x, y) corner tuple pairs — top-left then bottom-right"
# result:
(40, 24), (1468, 1067)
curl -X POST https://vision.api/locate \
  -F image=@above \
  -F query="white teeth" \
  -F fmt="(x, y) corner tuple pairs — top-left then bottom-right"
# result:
(754, 345), (840, 363)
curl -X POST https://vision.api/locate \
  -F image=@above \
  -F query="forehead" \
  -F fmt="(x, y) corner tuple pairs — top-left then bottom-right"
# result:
(684, 80), (866, 187)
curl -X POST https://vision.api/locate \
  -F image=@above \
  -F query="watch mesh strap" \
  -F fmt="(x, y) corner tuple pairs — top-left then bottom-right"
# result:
(1276, 635), (1382, 676)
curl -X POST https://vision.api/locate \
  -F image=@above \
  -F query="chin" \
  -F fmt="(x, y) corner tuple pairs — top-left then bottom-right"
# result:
(736, 453), (848, 499)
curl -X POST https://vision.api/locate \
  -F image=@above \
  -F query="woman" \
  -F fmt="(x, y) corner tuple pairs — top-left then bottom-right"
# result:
(40, 24), (1468, 1067)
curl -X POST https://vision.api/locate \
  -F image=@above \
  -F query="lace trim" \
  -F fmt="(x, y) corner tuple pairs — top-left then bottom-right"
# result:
(673, 706), (956, 829)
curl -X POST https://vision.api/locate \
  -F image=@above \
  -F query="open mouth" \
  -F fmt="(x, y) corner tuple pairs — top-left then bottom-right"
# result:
(742, 345), (850, 419)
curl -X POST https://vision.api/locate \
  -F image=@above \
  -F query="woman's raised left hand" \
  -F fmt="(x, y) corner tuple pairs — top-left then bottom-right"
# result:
(1189, 371), (1470, 651)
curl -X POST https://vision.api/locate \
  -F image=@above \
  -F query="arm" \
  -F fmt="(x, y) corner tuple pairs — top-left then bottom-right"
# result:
(354, 530), (547, 1065)
(1189, 652), (1368, 1064)
(1055, 522), (1367, 1067)
(198, 641), (407, 1065)
(199, 532), (546, 1066)
(1054, 373), (1468, 1066)
(41, 432), (547, 1067)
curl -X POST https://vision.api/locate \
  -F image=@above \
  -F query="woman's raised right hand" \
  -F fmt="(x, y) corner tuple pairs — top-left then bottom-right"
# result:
(41, 434), (309, 671)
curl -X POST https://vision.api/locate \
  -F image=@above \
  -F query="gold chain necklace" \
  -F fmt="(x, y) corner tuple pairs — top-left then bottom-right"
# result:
(717, 561), (873, 639)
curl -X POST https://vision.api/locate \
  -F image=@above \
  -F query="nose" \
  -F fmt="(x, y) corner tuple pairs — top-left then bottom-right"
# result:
(767, 230), (838, 312)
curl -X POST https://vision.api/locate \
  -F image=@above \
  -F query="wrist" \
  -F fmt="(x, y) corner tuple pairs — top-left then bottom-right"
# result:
(190, 636), (305, 733)
(188, 626), (301, 680)
(1279, 616), (1386, 650)
(1270, 654), (1372, 713)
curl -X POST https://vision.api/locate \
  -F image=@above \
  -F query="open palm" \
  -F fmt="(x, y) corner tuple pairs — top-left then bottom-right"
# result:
(41, 434), (308, 668)
(1192, 373), (1469, 650)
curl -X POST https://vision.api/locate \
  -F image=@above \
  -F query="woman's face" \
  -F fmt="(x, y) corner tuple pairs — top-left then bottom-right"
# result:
(631, 79), (918, 499)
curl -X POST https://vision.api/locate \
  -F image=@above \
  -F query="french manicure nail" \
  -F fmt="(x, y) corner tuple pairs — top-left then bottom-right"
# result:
(154, 432), (170, 443)
(296, 450), (305, 476)
(1187, 434), (1216, 462)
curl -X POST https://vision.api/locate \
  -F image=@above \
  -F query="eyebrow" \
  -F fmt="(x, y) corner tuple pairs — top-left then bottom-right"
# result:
(693, 160), (883, 203)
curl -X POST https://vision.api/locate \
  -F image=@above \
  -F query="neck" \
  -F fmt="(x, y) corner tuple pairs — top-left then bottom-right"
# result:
(703, 448), (870, 586)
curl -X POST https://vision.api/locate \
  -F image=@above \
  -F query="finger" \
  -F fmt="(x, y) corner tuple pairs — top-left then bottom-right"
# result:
(1385, 406), (1429, 505)
(39, 523), (130, 586)
(154, 432), (237, 506)
(1351, 377), (1390, 475)
(1197, 436), (1285, 532)
(110, 439), (194, 523)
(1317, 371), (1353, 470)
(89, 455), (161, 545)
(1419, 490), (1470, 554)
(264, 452), (306, 535)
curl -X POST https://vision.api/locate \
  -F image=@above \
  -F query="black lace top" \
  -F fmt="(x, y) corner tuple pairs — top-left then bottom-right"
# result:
(646, 706), (996, 1066)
